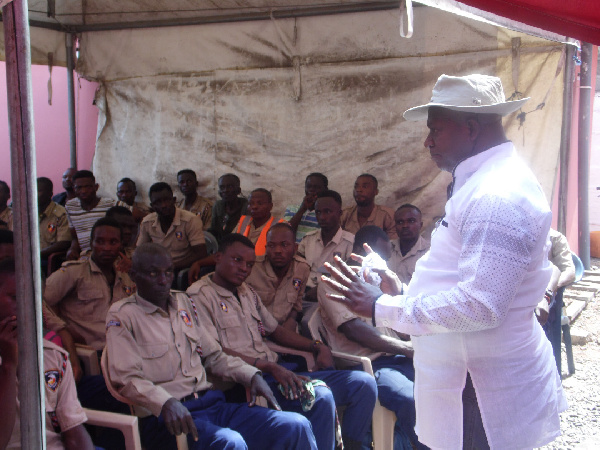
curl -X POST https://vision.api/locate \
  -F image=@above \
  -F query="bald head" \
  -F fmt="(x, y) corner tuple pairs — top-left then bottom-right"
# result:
(132, 243), (171, 271)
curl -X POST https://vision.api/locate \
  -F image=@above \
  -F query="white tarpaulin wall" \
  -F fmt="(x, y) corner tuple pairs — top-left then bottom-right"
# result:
(78, 7), (564, 231)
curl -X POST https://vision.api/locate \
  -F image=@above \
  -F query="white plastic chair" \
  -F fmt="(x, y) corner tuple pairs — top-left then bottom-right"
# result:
(307, 309), (396, 450)
(101, 349), (189, 450)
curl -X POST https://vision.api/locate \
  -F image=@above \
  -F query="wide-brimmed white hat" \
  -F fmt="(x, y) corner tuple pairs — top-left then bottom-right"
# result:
(403, 74), (529, 121)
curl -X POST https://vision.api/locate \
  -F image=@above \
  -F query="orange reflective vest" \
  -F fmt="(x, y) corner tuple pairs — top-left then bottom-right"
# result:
(236, 215), (285, 256)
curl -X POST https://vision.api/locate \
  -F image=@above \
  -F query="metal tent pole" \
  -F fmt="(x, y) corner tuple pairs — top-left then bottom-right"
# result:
(578, 42), (593, 269)
(66, 33), (77, 169)
(2, 0), (45, 448)
(557, 44), (576, 236)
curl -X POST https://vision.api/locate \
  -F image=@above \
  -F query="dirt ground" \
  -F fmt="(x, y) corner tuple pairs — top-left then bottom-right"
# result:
(538, 259), (600, 449)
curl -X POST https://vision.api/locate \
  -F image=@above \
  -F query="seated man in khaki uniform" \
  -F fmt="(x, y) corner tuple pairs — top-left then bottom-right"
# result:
(297, 190), (354, 334)
(105, 243), (317, 450)
(176, 169), (213, 230)
(318, 225), (426, 449)
(388, 204), (430, 284)
(246, 222), (310, 331)
(44, 217), (133, 420)
(188, 233), (377, 450)
(1, 259), (95, 450)
(37, 177), (72, 265)
(137, 182), (207, 271)
(340, 174), (396, 240)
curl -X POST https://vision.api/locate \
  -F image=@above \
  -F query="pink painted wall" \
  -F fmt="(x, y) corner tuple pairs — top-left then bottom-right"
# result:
(551, 45), (598, 255)
(0, 63), (98, 197)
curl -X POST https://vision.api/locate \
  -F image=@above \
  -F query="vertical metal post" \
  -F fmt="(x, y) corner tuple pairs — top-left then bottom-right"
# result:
(2, 0), (45, 448)
(66, 33), (77, 168)
(557, 44), (576, 236)
(578, 42), (593, 269)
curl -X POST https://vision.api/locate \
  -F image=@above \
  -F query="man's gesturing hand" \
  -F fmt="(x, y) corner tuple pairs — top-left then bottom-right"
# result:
(248, 373), (281, 410)
(322, 255), (383, 318)
(160, 398), (199, 442)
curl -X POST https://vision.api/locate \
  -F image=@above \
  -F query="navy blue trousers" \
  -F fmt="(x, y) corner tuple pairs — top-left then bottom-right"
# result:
(140, 390), (317, 450)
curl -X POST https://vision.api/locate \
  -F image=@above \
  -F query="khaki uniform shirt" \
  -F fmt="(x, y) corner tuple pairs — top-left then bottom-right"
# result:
(105, 292), (258, 417)
(133, 201), (152, 215)
(388, 235), (431, 284)
(39, 201), (72, 250)
(137, 208), (205, 266)
(0, 206), (13, 230)
(297, 228), (354, 287)
(8, 339), (87, 450)
(317, 282), (401, 363)
(188, 276), (280, 363)
(340, 204), (397, 240)
(246, 255), (310, 324)
(177, 196), (213, 231)
(43, 258), (136, 350)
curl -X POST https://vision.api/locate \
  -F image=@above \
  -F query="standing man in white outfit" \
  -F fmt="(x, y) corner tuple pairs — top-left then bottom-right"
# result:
(323, 74), (567, 449)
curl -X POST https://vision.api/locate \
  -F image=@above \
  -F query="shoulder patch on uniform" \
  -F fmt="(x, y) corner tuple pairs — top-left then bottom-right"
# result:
(45, 369), (62, 391)
(47, 223), (57, 234)
(122, 285), (136, 296)
(220, 302), (228, 313)
(179, 310), (193, 327)
(293, 278), (302, 290)
(106, 320), (121, 330)
(333, 252), (342, 259)
(175, 231), (183, 241)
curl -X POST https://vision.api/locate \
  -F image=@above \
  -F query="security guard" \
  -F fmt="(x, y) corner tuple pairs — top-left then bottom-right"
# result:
(37, 177), (72, 265)
(246, 223), (309, 331)
(188, 234), (377, 450)
(105, 243), (317, 450)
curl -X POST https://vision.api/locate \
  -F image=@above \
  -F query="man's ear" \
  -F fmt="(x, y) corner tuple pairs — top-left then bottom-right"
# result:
(214, 251), (222, 264)
(95, 184), (100, 192)
(466, 118), (481, 141)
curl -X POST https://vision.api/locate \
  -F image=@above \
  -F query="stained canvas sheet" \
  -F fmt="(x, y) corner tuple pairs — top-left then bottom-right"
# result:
(83, 7), (564, 231)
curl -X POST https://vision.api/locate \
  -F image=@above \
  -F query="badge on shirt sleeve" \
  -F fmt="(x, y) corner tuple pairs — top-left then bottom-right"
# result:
(45, 370), (62, 391)
(47, 223), (56, 234)
(106, 320), (121, 330)
(123, 285), (135, 296)
(196, 345), (203, 356)
(333, 252), (341, 259)
(175, 231), (183, 241)
(220, 302), (228, 313)
(293, 278), (302, 291)
(179, 310), (193, 327)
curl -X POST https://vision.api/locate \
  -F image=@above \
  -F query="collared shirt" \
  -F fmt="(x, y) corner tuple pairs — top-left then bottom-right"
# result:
(208, 198), (248, 240)
(176, 195), (213, 231)
(43, 258), (136, 350)
(297, 227), (354, 287)
(137, 208), (205, 266)
(0, 206), (13, 230)
(317, 282), (399, 363)
(65, 197), (125, 254)
(283, 205), (319, 243)
(52, 192), (69, 207)
(39, 201), (72, 250)
(132, 201), (152, 215)
(388, 235), (430, 284)
(8, 339), (87, 450)
(374, 142), (567, 449)
(187, 276), (280, 363)
(246, 255), (310, 324)
(340, 204), (397, 240)
(105, 292), (259, 417)
(548, 228), (574, 274)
